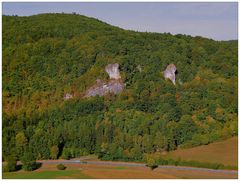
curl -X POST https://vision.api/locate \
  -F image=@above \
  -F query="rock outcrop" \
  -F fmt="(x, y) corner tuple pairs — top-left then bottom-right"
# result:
(85, 63), (124, 97)
(163, 64), (177, 85)
(105, 63), (121, 80)
(85, 79), (124, 97)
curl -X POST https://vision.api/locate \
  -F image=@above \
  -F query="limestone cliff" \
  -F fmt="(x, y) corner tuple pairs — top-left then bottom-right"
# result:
(105, 63), (121, 79)
(163, 64), (177, 85)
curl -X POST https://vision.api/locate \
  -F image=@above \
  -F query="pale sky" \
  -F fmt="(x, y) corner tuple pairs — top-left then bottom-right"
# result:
(2, 2), (238, 41)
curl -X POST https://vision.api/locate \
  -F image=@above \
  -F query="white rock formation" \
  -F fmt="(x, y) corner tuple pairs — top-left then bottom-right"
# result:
(85, 80), (124, 97)
(105, 63), (121, 80)
(163, 64), (177, 85)
(85, 63), (124, 97)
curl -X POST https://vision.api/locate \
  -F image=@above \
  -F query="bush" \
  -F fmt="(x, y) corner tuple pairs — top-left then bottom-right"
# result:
(22, 161), (37, 171)
(146, 158), (158, 170)
(5, 155), (17, 172)
(57, 164), (66, 170)
(21, 151), (37, 171)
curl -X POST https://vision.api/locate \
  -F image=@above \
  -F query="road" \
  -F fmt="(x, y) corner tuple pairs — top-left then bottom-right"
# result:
(38, 159), (238, 175)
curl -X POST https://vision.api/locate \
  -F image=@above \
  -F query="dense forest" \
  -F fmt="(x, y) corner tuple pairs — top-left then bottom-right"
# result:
(3, 13), (238, 165)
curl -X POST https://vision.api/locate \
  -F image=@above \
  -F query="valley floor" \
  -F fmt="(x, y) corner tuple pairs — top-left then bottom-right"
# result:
(3, 159), (238, 179)
(3, 137), (238, 179)
(166, 136), (238, 167)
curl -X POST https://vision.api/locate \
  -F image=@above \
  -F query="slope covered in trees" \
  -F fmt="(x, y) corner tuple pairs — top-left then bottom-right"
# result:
(3, 13), (237, 163)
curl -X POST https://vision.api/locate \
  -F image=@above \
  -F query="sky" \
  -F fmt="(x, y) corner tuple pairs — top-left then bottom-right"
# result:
(2, 2), (238, 41)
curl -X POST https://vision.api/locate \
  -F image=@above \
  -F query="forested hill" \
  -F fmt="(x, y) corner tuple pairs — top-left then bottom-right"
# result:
(3, 13), (237, 162)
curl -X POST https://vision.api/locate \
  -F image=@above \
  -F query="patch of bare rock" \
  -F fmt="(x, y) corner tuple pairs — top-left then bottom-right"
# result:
(163, 64), (177, 85)
(85, 63), (124, 97)
(65, 63), (177, 100)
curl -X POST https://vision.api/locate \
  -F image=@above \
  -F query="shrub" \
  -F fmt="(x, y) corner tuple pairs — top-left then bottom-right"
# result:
(22, 161), (37, 171)
(5, 155), (17, 172)
(57, 164), (66, 170)
(21, 151), (37, 171)
(146, 158), (158, 170)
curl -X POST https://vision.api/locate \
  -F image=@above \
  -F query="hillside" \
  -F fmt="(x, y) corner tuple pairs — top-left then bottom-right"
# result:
(2, 13), (238, 163)
(166, 136), (238, 167)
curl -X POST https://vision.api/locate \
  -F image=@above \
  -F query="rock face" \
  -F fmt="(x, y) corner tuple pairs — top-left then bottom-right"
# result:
(85, 63), (124, 97)
(85, 79), (124, 97)
(105, 63), (121, 79)
(163, 64), (177, 85)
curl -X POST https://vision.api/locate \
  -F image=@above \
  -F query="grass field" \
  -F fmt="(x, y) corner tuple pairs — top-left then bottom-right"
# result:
(3, 163), (237, 179)
(165, 136), (238, 167)
(2, 170), (92, 179)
